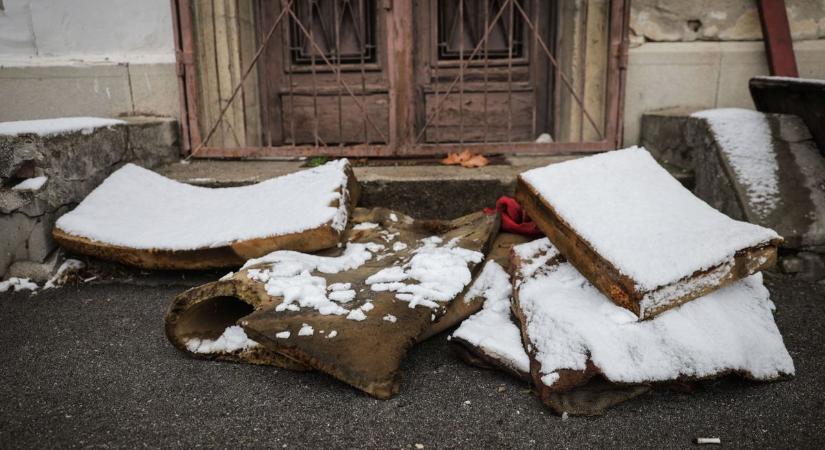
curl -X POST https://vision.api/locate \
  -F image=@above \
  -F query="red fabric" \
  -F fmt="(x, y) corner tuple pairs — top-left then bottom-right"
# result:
(484, 196), (544, 237)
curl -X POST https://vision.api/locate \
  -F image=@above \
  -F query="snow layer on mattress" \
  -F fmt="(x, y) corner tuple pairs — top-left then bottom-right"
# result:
(516, 249), (795, 387)
(451, 261), (530, 375)
(0, 117), (125, 136)
(519, 147), (779, 291)
(55, 160), (351, 250)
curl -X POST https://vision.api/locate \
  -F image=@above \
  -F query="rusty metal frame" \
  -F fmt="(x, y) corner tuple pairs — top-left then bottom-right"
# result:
(172, 0), (631, 158)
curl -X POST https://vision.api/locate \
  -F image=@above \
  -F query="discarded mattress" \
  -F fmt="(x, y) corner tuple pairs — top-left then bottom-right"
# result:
(510, 238), (795, 413)
(516, 147), (782, 319)
(53, 159), (359, 269)
(166, 207), (499, 399)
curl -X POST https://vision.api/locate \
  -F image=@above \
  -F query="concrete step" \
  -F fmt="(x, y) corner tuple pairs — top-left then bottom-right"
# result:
(158, 154), (695, 221)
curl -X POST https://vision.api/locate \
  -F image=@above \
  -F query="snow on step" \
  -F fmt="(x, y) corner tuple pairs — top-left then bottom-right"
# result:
(692, 108), (780, 218)
(0, 117), (125, 137)
(451, 261), (530, 375)
(514, 240), (795, 388)
(56, 159), (352, 251)
(11, 176), (48, 191)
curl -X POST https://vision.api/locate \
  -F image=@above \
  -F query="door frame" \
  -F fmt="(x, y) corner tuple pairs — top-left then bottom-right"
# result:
(171, 0), (630, 158)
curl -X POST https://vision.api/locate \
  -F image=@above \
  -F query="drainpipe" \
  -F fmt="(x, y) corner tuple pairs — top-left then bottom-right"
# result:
(756, 0), (799, 77)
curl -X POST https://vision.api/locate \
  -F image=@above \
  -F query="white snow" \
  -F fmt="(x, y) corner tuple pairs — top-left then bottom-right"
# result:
(275, 331), (291, 339)
(0, 117), (125, 137)
(452, 262), (530, 375)
(753, 75), (825, 86)
(366, 237), (483, 309)
(298, 323), (315, 336)
(516, 241), (795, 387)
(328, 282), (351, 291)
(43, 259), (85, 289)
(692, 108), (780, 218)
(511, 238), (559, 280)
(245, 242), (383, 315)
(389, 213), (398, 222)
(347, 309), (367, 321)
(519, 147), (780, 293)
(353, 222), (379, 230)
(327, 330), (338, 339)
(56, 159), (352, 250)
(392, 242), (408, 252)
(361, 302), (374, 312)
(11, 176), (48, 191)
(0, 277), (38, 293)
(383, 314), (397, 323)
(185, 325), (259, 354)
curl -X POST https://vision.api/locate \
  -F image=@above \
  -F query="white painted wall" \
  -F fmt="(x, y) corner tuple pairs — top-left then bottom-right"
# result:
(0, 0), (175, 64)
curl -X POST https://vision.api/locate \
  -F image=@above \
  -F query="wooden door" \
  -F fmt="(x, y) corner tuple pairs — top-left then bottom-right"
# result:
(260, 0), (391, 146)
(414, 0), (553, 145)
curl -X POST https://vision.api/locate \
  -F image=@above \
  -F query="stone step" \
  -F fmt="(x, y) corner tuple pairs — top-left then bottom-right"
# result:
(158, 155), (695, 221)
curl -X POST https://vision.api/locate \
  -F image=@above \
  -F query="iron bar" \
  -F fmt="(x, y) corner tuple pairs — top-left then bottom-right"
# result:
(506, 0), (514, 143)
(459, 0), (465, 146)
(483, 0), (489, 144)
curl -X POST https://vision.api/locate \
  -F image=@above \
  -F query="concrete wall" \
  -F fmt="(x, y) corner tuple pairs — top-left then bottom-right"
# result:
(623, 0), (825, 146)
(0, 0), (178, 120)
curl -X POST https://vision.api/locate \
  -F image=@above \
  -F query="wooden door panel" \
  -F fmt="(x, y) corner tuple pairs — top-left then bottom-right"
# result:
(281, 93), (389, 144)
(424, 90), (534, 142)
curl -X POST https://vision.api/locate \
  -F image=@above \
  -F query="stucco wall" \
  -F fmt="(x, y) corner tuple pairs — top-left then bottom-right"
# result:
(630, 0), (825, 43)
(0, 0), (174, 63)
(0, 0), (179, 121)
(623, 0), (825, 146)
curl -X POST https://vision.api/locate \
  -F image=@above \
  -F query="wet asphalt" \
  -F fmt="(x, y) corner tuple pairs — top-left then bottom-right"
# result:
(0, 274), (823, 449)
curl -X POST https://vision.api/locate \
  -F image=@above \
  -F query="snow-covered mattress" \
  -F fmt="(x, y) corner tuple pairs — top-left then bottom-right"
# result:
(516, 147), (782, 319)
(53, 159), (358, 269)
(511, 238), (795, 399)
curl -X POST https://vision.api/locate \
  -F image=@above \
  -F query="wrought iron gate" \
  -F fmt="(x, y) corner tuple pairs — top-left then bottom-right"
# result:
(171, 0), (630, 158)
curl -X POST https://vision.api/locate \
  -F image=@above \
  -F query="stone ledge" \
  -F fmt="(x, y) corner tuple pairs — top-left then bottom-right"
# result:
(0, 116), (179, 278)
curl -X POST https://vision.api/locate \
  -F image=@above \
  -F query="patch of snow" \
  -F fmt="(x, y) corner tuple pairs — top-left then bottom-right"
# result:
(452, 262), (530, 375)
(353, 222), (379, 230)
(275, 331), (291, 339)
(692, 108), (780, 218)
(347, 309), (367, 321)
(245, 242), (383, 315)
(298, 323), (314, 336)
(519, 147), (780, 292)
(0, 277), (38, 293)
(56, 160), (352, 250)
(0, 117), (125, 137)
(327, 330), (338, 339)
(535, 133), (554, 144)
(11, 176), (48, 191)
(366, 236), (483, 309)
(511, 238), (559, 280)
(517, 243), (795, 387)
(361, 302), (374, 311)
(328, 289), (356, 303)
(328, 282), (351, 291)
(389, 213), (398, 222)
(383, 314), (397, 323)
(43, 259), (85, 289)
(185, 325), (259, 354)
(392, 242), (408, 252)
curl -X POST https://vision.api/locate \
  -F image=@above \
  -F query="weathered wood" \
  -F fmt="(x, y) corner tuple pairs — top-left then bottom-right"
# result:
(423, 91), (535, 142)
(165, 208), (500, 399)
(53, 164), (360, 270)
(515, 177), (781, 319)
(281, 93), (390, 144)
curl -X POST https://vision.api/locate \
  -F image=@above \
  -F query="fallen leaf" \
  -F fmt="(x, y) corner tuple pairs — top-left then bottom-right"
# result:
(460, 154), (489, 168)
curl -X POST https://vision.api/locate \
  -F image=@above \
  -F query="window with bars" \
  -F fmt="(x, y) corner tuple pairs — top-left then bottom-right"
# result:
(289, 0), (377, 65)
(437, 0), (525, 61)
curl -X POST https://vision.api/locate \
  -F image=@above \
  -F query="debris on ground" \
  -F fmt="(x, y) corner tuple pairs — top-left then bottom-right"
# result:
(441, 149), (490, 168)
(483, 196), (544, 237)
(509, 237), (793, 415)
(516, 147), (782, 319)
(0, 277), (38, 293)
(165, 207), (499, 398)
(52, 159), (359, 270)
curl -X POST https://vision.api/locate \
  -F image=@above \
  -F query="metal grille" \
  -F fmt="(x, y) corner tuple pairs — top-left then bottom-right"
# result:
(171, 0), (631, 158)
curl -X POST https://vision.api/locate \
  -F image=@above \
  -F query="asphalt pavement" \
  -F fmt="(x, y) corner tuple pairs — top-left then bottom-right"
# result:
(1, 274), (823, 449)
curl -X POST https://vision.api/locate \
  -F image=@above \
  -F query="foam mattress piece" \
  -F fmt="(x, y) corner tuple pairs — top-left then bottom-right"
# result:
(510, 238), (795, 406)
(53, 159), (359, 269)
(165, 208), (499, 399)
(516, 147), (782, 318)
